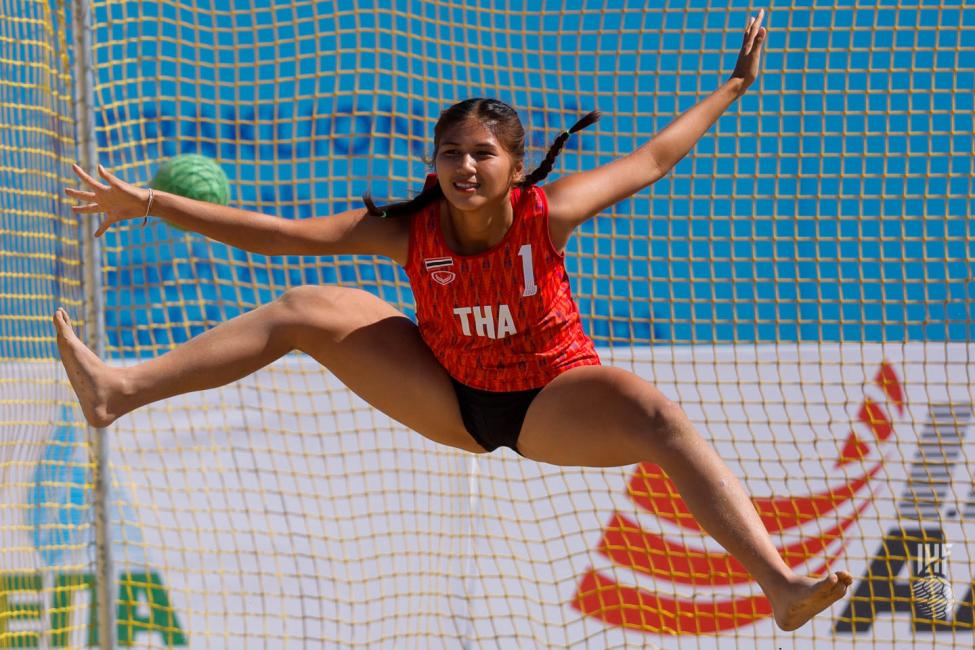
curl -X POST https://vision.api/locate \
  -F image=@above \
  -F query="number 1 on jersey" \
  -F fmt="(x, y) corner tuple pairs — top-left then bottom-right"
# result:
(519, 244), (537, 297)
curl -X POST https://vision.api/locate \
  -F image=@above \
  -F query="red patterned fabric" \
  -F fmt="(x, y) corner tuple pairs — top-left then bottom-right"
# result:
(404, 182), (600, 391)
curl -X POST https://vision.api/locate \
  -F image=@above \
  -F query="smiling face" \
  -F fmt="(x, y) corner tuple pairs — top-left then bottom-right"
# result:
(434, 119), (523, 215)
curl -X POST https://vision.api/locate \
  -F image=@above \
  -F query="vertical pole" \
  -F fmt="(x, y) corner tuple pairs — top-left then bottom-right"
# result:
(70, 1), (115, 648)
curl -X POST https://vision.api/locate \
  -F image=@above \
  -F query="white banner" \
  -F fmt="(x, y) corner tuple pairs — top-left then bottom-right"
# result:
(1, 343), (973, 648)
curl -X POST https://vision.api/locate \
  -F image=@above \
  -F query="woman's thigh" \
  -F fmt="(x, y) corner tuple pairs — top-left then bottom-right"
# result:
(517, 364), (687, 466)
(286, 285), (484, 454)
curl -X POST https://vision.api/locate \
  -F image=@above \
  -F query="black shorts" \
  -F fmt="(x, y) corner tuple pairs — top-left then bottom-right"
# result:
(450, 378), (543, 454)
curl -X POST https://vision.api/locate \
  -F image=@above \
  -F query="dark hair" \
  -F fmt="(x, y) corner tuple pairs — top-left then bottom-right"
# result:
(363, 98), (599, 219)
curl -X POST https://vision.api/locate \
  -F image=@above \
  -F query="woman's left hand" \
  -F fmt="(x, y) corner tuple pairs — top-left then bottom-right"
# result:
(731, 8), (768, 90)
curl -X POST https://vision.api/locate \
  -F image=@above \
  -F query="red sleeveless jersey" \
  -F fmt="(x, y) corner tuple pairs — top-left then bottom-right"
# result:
(404, 183), (600, 391)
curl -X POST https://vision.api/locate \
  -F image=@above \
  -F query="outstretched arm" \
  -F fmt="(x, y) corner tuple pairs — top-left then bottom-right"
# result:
(544, 8), (768, 249)
(66, 164), (408, 263)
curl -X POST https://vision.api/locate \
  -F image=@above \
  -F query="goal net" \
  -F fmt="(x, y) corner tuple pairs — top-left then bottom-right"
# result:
(2, 1), (973, 648)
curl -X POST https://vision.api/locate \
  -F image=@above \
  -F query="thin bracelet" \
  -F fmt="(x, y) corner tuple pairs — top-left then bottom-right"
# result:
(141, 187), (154, 226)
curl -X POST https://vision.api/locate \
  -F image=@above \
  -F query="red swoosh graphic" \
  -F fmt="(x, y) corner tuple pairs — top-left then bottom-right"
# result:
(598, 494), (872, 586)
(627, 461), (882, 534)
(573, 546), (848, 634)
(837, 430), (871, 467)
(876, 361), (904, 415)
(859, 399), (893, 441)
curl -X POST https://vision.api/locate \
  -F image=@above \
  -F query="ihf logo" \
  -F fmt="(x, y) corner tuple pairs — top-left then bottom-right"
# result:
(912, 541), (953, 620)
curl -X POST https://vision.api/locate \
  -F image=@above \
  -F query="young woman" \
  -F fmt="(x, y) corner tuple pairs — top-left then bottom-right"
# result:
(57, 9), (852, 630)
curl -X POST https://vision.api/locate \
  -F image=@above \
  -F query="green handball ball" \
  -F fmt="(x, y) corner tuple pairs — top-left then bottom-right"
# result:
(151, 155), (230, 229)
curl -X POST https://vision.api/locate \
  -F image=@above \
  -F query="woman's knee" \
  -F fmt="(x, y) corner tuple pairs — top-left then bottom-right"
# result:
(275, 285), (402, 347)
(278, 284), (340, 313)
(276, 284), (331, 321)
(634, 391), (696, 449)
(274, 285), (354, 343)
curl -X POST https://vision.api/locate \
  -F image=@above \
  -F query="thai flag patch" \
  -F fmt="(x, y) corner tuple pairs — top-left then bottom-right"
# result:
(424, 257), (456, 285)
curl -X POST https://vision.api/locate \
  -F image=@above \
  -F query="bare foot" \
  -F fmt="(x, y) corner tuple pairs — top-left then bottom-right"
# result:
(53, 308), (124, 427)
(771, 571), (854, 631)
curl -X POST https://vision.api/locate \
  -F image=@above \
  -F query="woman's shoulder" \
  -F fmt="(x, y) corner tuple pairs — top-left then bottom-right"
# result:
(512, 183), (550, 220)
(401, 198), (443, 268)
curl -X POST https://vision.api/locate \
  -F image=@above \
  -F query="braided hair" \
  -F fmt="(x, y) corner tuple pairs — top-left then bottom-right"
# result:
(363, 98), (599, 219)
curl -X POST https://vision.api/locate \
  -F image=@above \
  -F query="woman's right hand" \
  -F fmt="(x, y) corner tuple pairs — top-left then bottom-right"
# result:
(65, 163), (151, 237)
